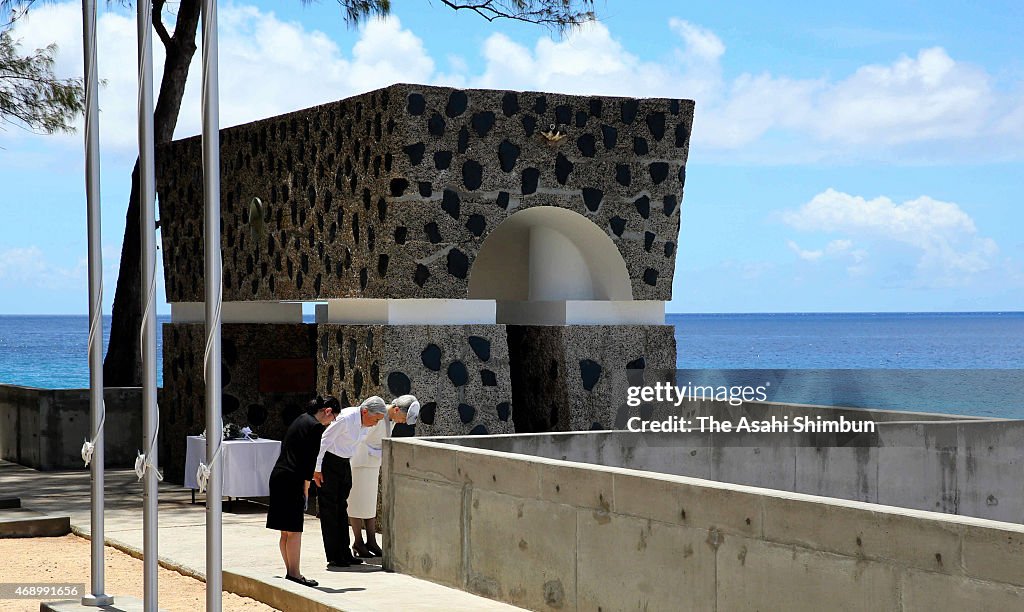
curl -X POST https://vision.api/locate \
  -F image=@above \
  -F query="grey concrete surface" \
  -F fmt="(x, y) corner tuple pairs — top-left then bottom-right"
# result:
(40, 596), (163, 612)
(0, 385), (142, 470)
(383, 436), (1024, 611)
(442, 407), (1024, 523)
(0, 461), (522, 612)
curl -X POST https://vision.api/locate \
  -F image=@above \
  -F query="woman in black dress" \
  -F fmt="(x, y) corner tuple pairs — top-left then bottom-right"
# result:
(266, 396), (337, 587)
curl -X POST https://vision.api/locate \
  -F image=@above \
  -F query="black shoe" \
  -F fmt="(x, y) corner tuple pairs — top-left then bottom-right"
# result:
(327, 559), (350, 568)
(339, 554), (364, 565)
(365, 542), (383, 557)
(286, 574), (318, 587)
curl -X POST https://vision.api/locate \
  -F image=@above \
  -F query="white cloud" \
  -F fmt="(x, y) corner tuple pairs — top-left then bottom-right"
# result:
(783, 189), (999, 284)
(0, 246), (87, 289)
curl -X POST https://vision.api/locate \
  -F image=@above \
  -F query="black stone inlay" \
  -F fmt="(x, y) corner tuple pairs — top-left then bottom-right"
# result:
(589, 98), (603, 117)
(521, 167), (540, 195)
(448, 361), (469, 386)
(649, 162), (670, 184)
(601, 125), (618, 150)
(646, 112), (666, 141)
(470, 424), (488, 435)
(663, 194), (678, 216)
(635, 195), (651, 219)
(407, 93), (426, 115)
(502, 92), (519, 116)
(521, 115), (537, 137)
(670, 99), (681, 115)
(447, 248), (469, 279)
(472, 111), (496, 137)
(462, 160), (483, 191)
(468, 336), (491, 361)
(223, 394), (240, 415)
(223, 339), (238, 365)
(394, 226), (408, 245)
(466, 214), (486, 237)
(458, 403), (476, 423)
(341, 390), (350, 409)
(621, 99), (639, 124)
(580, 359), (602, 391)
(421, 344), (442, 371)
(555, 104), (571, 125)
(247, 404), (267, 426)
(428, 113), (445, 136)
(419, 402), (436, 425)
(644, 231), (656, 252)
(424, 222), (442, 244)
(378, 254), (389, 277)
(643, 268), (659, 286)
(359, 267), (368, 290)
(388, 371), (412, 396)
(480, 370), (497, 386)
(370, 361), (380, 385)
(434, 150), (453, 170)
(404, 142), (425, 166)
(389, 178), (409, 197)
(441, 189), (461, 219)
(577, 133), (596, 157)
(679, 165), (687, 188)
(496, 402), (511, 421)
(627, 356), (646, 370)
(418, 182), (432, 198)
(675, 122), (689, 148)
(414, 264), (431, 287)
(590, 422), (604, 431)
(498, 140), (520, 172)
(496, 191), (510, 210)
(446, 90), (468, 117)
(609, 216), (626, 237)
(457, 126), (470, 153)
(664, 241), (676, 257)
(582, 187), (603, 212)
(353, 369), (364, 397)
(615, 164), (631, 186)
(534, 96), (547, 114)
(575, 110), (588, 128)
(555, 153), (573, 185)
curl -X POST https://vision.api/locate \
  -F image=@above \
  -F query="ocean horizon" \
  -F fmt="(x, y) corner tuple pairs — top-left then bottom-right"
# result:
(1, 311), (1021, 418)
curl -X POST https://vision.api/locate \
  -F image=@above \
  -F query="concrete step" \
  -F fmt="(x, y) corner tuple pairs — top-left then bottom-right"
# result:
(0, 496), (20, 508)
(0, 506), (70, 538)
(41, 596), (167, 612)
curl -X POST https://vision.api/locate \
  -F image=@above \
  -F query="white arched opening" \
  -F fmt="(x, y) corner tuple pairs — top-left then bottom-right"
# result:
(468, 207), (664, 325)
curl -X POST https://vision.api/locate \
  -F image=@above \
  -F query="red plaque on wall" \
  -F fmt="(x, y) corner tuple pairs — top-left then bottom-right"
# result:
(258, 358), (316, 393)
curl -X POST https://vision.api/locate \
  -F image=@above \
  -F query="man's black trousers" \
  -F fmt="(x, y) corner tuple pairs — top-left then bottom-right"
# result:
(320, 452), (352, 563)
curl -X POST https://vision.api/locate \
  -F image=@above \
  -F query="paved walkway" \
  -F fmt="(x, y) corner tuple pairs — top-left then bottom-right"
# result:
(0, 461), (521, 612)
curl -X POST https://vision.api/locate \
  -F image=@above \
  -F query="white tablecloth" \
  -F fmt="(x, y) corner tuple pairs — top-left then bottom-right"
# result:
(183, 436), (281, 498)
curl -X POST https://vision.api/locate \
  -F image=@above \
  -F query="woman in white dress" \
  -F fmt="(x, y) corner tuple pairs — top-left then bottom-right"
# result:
(348, 394), (419, 558)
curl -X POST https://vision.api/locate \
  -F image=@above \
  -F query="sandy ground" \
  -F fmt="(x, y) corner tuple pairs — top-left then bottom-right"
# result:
(0, 534), (278, 612)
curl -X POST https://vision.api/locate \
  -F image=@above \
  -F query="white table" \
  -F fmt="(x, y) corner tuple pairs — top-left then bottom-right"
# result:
(184, 436), (281, 504)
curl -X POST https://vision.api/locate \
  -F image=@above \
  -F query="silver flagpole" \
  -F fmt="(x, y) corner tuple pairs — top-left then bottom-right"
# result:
(137, 0), (159, 607)
(201, 0), (223, 608)
(81, 0), (112, 605)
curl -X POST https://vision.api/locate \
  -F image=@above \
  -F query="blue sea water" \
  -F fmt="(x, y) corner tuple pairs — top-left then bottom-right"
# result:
(0, 312), (1021, 416)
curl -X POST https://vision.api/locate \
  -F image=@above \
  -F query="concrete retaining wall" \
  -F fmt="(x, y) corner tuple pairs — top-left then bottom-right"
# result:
(444, 413), (1023, 523)
(382, 437), (1024, 611)
(0, 384), (142, 470)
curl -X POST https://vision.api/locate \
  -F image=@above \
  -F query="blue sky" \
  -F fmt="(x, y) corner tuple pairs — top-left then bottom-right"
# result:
(1, 0), (1021, 314)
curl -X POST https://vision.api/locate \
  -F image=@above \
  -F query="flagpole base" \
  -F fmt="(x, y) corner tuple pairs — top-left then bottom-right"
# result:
(80, 593), (114, 606)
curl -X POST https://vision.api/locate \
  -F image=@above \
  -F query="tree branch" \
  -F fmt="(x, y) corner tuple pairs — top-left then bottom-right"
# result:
(153, 0), (173, 49)
(435, 0), (595, 30)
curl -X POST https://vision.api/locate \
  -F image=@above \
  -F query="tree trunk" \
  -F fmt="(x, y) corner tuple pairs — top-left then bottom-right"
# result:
(103, 0), (201, 386)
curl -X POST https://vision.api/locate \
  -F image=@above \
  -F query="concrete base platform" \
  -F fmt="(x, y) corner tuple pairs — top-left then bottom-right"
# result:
(40, 596), (165, 612)
(0, 507), (70, 537)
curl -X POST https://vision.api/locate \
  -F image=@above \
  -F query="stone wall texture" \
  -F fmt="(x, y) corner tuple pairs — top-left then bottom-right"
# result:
(156, 83), (693, 302)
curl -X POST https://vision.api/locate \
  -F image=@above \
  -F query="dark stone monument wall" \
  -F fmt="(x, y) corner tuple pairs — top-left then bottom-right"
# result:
(317, 324), (514, 437)
(160, 322), (318, 484)
(156, 84), (693, 303)
(507, 325), (676, 433)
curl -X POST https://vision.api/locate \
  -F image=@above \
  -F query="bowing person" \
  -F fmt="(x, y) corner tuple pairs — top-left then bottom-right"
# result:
(266, 396), (337, 587)
(313, 395), (387, 567)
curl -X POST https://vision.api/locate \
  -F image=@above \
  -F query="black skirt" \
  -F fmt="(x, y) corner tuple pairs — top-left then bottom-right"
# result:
(266, 467), (305, 532)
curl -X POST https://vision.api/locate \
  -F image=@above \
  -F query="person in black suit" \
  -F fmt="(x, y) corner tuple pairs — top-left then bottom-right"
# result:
(266, 396), (337, 587)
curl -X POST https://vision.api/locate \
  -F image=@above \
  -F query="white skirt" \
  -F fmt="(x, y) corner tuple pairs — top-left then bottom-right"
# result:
(347, 465), (381, 519)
